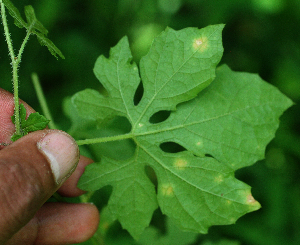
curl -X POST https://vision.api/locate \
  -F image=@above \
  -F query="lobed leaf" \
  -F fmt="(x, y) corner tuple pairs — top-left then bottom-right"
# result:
(21, 112), (50, 134)
(36, 33), (65, 59)
(2, 0), (27, 28)
(138, 217), (198, 245)
(2, 0), (64, 59)
(24, 5), (48, 35)
(74, 25), (292, 239)
(11, 104), (50, 141)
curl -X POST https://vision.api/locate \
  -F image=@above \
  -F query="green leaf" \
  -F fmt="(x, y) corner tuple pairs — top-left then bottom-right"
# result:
(2, 1), (64, 59)
(63, 97), (135, 161)
(11, 104), (50, 141)
(21, 111), (50, 133)
(74, 25), (292, 239)
(201, 239), (241, 245)
(36, 33), (65, 59)
(2, 0), (27, 28)
(138, 218), (198, 245)
(24, 5), (48, 35)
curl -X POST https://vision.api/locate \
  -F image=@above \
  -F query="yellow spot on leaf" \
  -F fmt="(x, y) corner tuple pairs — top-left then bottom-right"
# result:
(193, 37), (209, 52)
(238, 190), (261, 210)
(196, 140), (203, 147)
(174, 158), (188, 170)
(246, 193), (261, 210)
(247, 194), (259, 205)
(214, 174), (223, 183)
(161, 183), (174, 196)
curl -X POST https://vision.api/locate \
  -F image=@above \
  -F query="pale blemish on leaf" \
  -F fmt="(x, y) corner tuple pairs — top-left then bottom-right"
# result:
(229, 217), (236, 223)
(196, 140), (203, 147)
(238, 190), (261, 209)
(174, 158), (188, 170)
(247, 194), (256, 203)
(193, 36), (208, 52)
(245, 193), (261, 210)
(226, 200), (232, 205)
(161, 183), (174, 196)
(247, 194), (259, 205)
(214, 174), (224, 183)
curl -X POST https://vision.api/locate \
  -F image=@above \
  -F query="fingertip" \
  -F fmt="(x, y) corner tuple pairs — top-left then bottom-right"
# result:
(37, 130), (80, 186)
(35, 203), (100, 244)
(76, 203), (100, 241)
(6, 203), (100, 245)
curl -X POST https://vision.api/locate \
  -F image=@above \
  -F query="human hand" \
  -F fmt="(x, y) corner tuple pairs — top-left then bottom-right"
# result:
(0, 88), (99, 244)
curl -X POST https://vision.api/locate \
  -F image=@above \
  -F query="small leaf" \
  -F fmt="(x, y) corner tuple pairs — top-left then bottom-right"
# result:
(36, 33), (65, 59)
(2, 0), (27, 28)
(22, 112), (50, 134)
(24, 5), (48, 35)
(2, 1), (64, 59)
(11, 104), (50, 141)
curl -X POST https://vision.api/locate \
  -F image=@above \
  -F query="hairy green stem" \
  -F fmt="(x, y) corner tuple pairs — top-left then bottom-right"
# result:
(1, 2), (35, 136)
(31, 73), (57, 129)
(17, 30), (31, 64)
(76, 133), (133, 146)
(1, 1), (21, 135)
(0, 2), (15, 61)
(12, 63), (21, 134)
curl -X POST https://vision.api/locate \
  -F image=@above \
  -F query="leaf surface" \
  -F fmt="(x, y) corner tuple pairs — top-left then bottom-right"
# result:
(2, 0), (27, 28)
(138, 217), (198, 245)
(11, 104), (50, 141)
(2, 0), (64, 59)
(74, 25), (292, 238)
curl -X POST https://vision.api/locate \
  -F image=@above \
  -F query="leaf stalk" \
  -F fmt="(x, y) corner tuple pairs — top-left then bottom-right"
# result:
(31, 73), (57, 129)
(76, 133), (134, 146)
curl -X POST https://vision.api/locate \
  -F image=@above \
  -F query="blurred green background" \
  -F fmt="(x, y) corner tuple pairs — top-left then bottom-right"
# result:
(1, 0), (300, 244)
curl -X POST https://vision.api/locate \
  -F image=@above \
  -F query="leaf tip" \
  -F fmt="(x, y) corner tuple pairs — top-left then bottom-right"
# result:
(246, 194), (261, 210)
(192, 24), (225, 53)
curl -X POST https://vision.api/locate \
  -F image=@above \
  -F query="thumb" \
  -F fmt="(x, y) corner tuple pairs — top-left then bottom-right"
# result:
(0, 129), (79, 243)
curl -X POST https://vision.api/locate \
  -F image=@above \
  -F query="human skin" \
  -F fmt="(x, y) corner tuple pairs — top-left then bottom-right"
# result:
(0, 88), (99, 244)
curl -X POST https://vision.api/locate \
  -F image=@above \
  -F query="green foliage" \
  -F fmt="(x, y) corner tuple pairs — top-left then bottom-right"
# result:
(201, 239), (240, 245)
(68, 25), (292, 239)
(1, 1), (297, 244)
(11, 103), (50, 141)
(138, 218), (198, 245)
(2, 0), (64, 59)
(1, 0), (62, 143)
